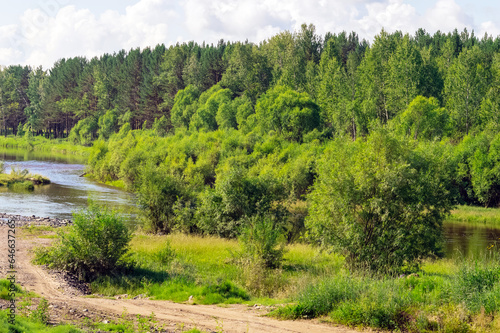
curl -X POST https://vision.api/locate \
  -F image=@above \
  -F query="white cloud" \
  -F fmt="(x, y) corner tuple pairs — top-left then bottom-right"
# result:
(2, 0), (177, 69)
(424, 0), (473, 33)
(479, 21), (500, 39)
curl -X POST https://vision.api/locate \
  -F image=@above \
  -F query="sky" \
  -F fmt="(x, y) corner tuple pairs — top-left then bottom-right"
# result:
(0, 0), (499, 69)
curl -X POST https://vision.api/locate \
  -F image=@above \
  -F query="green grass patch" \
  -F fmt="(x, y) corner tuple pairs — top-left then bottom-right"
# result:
(0, 279), (24, 300)
(271, 256), (500, 332)
(83, 232), (342, 305)
(0, 310), (81, 333)
(448, 205), (500, 227)
(0, 135), (90, 158)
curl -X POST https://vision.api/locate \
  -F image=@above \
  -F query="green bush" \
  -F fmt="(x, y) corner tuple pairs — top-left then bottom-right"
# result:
(307, 131), (454, 274)
(137, 164), (187, 233)
(37, 203), (131, 281)
(239, 215), (286, 269)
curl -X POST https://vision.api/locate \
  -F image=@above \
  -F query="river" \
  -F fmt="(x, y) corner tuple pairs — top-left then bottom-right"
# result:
(0, 149), (137, 222)
(1, 148), (500, 258)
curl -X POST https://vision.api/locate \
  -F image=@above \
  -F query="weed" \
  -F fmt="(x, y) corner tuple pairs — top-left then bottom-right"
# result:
(29, 298), (50, 325)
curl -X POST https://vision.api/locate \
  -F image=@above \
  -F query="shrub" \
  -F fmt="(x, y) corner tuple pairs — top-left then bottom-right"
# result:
(38, 202), (131, 281)
(239, 215), (286, 269)
(137, 164), (187, 234)
(307, 131), (453, 274)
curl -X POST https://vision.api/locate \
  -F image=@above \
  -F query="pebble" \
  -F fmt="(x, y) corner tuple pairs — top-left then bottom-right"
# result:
(0, 213), (72, 227)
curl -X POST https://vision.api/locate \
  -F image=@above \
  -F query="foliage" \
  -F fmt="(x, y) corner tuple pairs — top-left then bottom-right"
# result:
(238, 215), (286, 269)
(0, 166), (50, 191)
(36, 202), (131, 281)
(255, 85), (320, 142)
(137, 164), (188, 233)
(307, 131), (454, 274)
(396, 95), (449, 140)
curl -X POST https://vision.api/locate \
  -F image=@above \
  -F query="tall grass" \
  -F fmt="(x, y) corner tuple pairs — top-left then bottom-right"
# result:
(81, 232), (343, 304)
(273, 256), (500, 332)
(0, 135), (90, 157)
(448, 205), (500, 227)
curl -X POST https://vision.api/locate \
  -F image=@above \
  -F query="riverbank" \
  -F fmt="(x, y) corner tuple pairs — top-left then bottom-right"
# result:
(6, 211), (500, 332)
(0, 136), (91, 158)
(0, 213), (72, 227)
(23, 222), (500, 333)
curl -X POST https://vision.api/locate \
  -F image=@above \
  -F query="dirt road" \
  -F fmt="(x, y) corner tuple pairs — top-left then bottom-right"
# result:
(0, 225), (362, 332)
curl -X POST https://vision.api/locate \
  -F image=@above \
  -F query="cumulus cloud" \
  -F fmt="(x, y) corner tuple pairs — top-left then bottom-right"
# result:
(1, 0), (177, 69)
(0, 0), (499, 69)
(424, 0), (473, 32)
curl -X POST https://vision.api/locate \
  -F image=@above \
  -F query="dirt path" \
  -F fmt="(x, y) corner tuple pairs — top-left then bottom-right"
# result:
(0, 225), (363, 333)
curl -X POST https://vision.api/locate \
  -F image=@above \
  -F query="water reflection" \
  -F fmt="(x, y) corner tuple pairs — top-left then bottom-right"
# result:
(443, 222), (500, 258)
(0, 150), (138, 222)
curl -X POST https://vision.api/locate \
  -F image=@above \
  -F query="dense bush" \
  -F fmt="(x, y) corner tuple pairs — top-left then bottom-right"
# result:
(36, 203), (131, 281)
(307, 130), (454, 274)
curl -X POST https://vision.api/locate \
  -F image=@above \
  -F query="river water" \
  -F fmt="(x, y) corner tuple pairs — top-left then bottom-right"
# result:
(1, 148), (500, 258)
(0, 149), (137, 222)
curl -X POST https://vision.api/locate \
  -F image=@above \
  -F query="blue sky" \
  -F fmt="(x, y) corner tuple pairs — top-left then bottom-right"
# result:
(1, 0), (499, 69)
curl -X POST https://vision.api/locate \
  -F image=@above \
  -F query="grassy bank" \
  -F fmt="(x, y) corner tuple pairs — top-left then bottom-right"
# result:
(88, 232), (343, 304)
(0, 136), (91, 158)
(448, 205), (500, 227)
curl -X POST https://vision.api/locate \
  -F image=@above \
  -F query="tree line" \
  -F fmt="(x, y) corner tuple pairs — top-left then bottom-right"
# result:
(2, 25), (500, 141)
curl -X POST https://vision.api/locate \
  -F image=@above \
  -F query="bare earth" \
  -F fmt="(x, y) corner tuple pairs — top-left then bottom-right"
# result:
(0, 225), (368, 333)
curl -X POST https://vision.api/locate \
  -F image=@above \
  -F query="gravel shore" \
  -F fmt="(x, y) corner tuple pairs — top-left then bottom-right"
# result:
(0, 213), (72, 227)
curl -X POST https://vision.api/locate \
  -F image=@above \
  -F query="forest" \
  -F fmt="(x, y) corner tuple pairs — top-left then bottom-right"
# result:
(4, 24), (500, 268)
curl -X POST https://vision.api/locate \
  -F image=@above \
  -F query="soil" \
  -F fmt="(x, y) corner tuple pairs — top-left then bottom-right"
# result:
(0, 222), (370, 333)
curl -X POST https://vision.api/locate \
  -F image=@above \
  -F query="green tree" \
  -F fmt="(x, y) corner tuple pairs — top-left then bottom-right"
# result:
(137, 164), (187, 234)
(171, 84), (201, 130)
(397, 95), (448, 140)
(387, 34), (423, 116)
(480, 53), (500, 129)
(307, 131), (453, 273)
(444, 46), (488, 135)
(318, 43), (362, 139)
(357, 30), (400, 123)
(97, 108), (119, 139)
(255, 86), (320, 142)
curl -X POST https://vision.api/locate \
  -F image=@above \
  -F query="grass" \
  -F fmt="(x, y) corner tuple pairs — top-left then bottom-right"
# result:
(0, 135), (91, 158)
(84, 232), (342, 306)
(29, 204), (500, 332)
(0, 280), (80, 333)
(448, 205), (500, 227)
(0, 165), (50, 191)
(271, 256), (500, 332)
